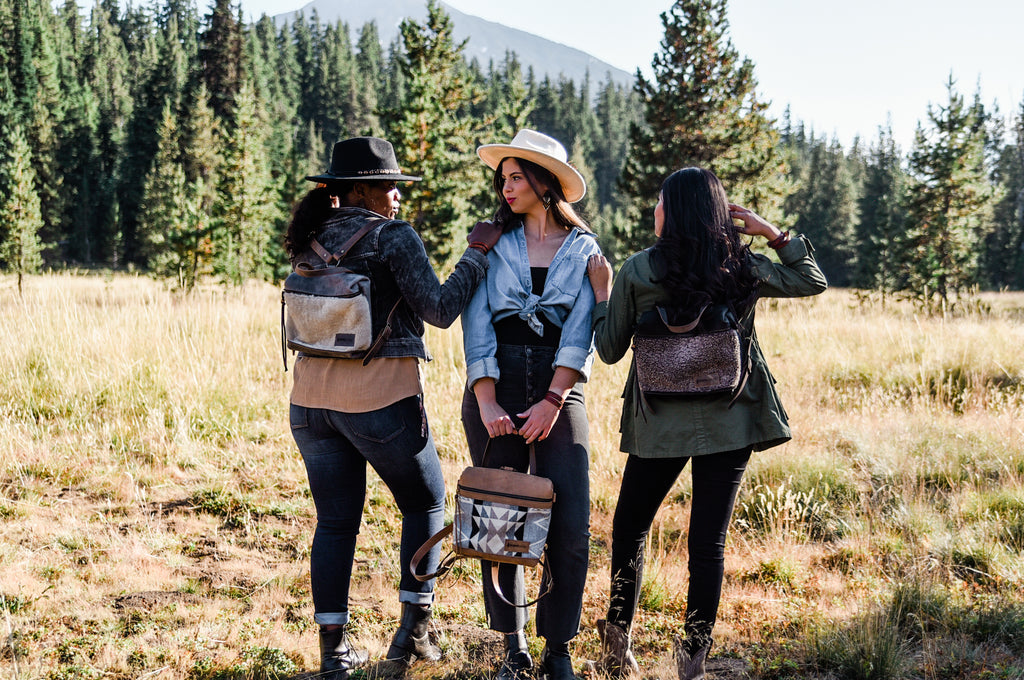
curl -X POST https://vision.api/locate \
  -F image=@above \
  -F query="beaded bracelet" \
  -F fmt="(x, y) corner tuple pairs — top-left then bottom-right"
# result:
(542, 391), (564, 410)
(766, 230), (792, 250)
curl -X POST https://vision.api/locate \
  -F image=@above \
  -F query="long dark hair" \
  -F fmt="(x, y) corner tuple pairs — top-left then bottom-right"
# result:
(284, 181), (358, 260)
(650, 167), (758, 316)
(490, 157), (591, 233)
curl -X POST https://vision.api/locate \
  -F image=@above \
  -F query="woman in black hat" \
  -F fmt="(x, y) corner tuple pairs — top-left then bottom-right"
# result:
(284, 137), (501, 679)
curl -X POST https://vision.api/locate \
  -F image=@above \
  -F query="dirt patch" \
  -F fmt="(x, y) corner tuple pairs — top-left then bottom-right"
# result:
(112, 591), (202, 610)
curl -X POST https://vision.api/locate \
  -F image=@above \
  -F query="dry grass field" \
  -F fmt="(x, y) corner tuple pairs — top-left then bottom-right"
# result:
(1, 273), (1023, 680)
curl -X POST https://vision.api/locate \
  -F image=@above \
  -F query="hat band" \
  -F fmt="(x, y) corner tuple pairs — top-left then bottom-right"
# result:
(346, 168), (404, 175)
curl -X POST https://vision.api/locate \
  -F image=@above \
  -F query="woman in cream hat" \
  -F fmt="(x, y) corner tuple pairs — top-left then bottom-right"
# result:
(460, 130), (601, 680)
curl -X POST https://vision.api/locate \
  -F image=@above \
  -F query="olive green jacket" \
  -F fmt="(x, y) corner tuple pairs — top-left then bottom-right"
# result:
(591, 236), (827, 458)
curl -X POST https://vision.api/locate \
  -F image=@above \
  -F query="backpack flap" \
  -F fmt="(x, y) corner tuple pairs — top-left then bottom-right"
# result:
(282, 266), (374, 357)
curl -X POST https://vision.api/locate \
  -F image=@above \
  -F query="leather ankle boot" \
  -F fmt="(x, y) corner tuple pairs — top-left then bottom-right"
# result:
(385, 603), (442, 665)
(597, 619), (639, 678)
(539, 640), (576, 680)
(319, 625), (368, 680)
(673, 636), (709, 680)
(496, 631), (533, 680)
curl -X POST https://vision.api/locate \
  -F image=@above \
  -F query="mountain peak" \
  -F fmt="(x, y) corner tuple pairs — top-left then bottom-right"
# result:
(275, 0), (634, 88)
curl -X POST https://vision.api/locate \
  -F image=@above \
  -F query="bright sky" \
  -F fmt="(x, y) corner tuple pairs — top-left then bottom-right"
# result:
(239, 0), (1024, 152)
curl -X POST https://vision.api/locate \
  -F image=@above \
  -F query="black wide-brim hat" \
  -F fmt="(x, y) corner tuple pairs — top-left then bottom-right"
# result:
(306, 137), (422, 183)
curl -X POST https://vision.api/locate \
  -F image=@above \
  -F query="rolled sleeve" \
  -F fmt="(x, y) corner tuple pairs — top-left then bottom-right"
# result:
(554, 345), (594, 382)
(753, 235), (828, 298)
(461, 273), (500, 388)
(465, 355), (500, 387)
(552, 272), (596, 382)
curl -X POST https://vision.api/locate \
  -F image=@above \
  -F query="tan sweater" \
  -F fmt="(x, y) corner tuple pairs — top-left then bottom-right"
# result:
(290, 355), (422, 413)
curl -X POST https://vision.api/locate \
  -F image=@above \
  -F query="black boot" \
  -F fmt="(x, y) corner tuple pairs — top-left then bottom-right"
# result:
(496, 631), (533, 680)
(539, 640), (576, 680)
(319, 625), (368, 680)
(385, 603), (442, 665)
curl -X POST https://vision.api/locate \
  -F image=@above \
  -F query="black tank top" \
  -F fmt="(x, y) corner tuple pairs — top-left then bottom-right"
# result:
(493, 267), (561, 347)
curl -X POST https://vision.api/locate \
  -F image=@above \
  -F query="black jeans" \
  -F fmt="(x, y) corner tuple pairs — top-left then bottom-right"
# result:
(607, 448), (751, 644)
(461, 344), (591, 644)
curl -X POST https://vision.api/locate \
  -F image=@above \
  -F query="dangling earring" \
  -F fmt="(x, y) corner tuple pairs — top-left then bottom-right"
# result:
(542, 193), (552, 210)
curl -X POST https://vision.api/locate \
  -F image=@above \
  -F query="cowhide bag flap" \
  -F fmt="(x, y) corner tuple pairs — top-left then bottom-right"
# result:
(632, 303), (744, 398)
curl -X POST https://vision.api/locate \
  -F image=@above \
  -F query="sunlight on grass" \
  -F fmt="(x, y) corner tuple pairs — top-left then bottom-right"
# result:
(0, 274), (1022, 677)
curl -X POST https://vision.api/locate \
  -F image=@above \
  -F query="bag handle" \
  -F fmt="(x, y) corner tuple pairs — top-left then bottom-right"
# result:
(480, 439), (539, 476)
(657, 304), (709, 334)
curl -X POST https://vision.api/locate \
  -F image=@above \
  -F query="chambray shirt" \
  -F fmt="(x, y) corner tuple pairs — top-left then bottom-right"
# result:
(462, 224), (602, 388)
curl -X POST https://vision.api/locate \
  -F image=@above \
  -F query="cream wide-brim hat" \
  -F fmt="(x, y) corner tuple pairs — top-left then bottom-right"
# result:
(477, 129), (587, 203)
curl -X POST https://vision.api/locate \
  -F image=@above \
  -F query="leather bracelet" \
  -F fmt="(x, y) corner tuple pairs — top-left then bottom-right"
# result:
(542, 391), (564, 410)
(468, 241), (491, 254)
(766, 231), (791, 250)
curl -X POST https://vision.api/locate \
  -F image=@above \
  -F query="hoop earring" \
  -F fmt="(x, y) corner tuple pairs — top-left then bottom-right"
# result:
(542, 193), (552, 210)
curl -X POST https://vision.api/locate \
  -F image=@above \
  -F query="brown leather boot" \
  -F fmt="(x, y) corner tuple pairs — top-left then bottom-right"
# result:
(597, 619), (640, 678)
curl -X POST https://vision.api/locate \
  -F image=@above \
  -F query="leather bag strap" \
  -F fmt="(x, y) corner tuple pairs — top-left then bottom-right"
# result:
(311, 217), (389, 266)
(409, 524), (456, 582)
(361, 297), (404, 366)
(488, 558), (554, 608)
(657, 304), (709, 334)
(479, 439), (539, 476)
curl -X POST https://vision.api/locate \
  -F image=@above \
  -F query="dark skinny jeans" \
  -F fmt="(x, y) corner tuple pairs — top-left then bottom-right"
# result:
(607, 448), (751, 645)
(290, 395), (445, 626)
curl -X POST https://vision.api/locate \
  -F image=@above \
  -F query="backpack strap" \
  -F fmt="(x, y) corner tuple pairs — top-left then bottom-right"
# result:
(311, 217), (389, 266)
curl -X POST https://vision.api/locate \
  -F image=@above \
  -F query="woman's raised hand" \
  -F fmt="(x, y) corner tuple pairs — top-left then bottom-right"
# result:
(728, 203), (784, 241)
(587, 254), (613, 303)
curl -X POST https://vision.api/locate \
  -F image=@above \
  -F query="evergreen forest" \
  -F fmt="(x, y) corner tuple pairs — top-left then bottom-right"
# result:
(1, 0), (1022, 309)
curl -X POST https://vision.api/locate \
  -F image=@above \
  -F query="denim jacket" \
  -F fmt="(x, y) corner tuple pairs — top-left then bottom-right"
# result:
(462, 223), (601, 387)
(292, 207), (488, 360)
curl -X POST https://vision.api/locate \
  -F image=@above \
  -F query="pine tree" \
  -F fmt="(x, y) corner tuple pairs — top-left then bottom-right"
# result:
(317, 20), (355, 145)
(592, 75), (640, 210)
(200, 0), (243, 121)
(786, 136), (859, 285)
(138, 102), (191, 277)
(981, 96), (1024, 289)
(353, 21), (383, 135)
(855, 124), (906, 295)
(212, 79), (280, 284)
(617, 0), (782, 257)
(381, 0), (486, 265)
(0, 122), (44, 294)
(901, 77), (995, 310)
(83, 0), (132, 264)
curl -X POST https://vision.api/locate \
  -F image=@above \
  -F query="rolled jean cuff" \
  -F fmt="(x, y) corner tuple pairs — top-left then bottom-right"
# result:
(314, 611), (349, 626)
(399, 589), (434, 606)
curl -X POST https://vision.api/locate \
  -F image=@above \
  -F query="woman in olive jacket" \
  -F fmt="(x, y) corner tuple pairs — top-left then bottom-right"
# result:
(586, 167), (827, 680)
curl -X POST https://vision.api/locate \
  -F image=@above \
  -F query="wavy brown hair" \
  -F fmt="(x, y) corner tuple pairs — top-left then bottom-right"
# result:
(490, 157), (590, 233)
